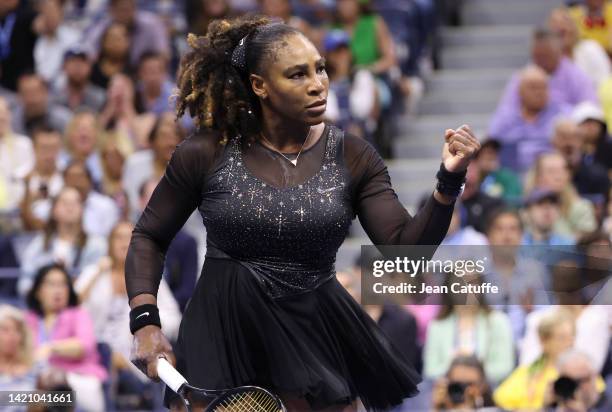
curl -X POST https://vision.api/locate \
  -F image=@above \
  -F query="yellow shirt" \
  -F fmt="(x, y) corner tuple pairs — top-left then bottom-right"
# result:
(599, 76), (612, 130)
(493, 362), (558, 410)
(494, 361), (607, 411)
(569, 4), (612, 52)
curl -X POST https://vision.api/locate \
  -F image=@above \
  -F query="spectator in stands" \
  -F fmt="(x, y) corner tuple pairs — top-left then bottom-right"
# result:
(431, 355), (496, 412)
(572, 101), (612, 173)
(546, 350), (608, 412)
(0, 305), (38, 394)
(491, 28), (596, 145)
(135, 51), (174, 115)
(577, 231), (612, 303)
(333, 0), (397, 76)
(14, 73), (72, 137)
(89, 22), (132, 90)
(33, 0), (80, 83)
(476, 139), (522, 205)
(84, 0), (169, 67)
(526, 152), (597, 239)
(25, 264), (106, 412)
(63, 161), (120, 237)
(75, 221), (180, 407)
(185, 0), (234, 36)
(482, 207), (550, 341)
(551, 117), (610, 208)
(521, 305), (610, 375)
(259, 0), (319, 46)
(99, 132), (132, 220)
(58, 110), (103, 186)
(18, 186), (107, 294)
(441, 199), (489, 246)
(52, 47), (106, 112)
(0, 0), (38, 91)
(522, 188), (575, 246)
(20, 126), (64, 232)
(489, 65), (568, 171)
(494, 309), (575, 410)
(98, 74), (155, 149)
(548, 7), (611, 88)
(459, 163), (504, 233)
(138, 179), (197, 312)
(122, 112), (184, 215)
(323, 29), (377, 140)
(569, 0), (612, 54)
(423, 278), (515, 383)
(0, 96), (34, 211)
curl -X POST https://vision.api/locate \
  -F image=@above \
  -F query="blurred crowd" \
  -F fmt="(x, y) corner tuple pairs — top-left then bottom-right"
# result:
(0, 0), (610, 411)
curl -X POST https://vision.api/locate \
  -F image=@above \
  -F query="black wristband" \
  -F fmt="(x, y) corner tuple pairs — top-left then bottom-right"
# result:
(435, 163), (467, 197)
(129, 304), (161, 335)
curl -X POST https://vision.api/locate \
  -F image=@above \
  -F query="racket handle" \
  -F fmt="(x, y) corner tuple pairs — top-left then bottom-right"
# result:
(157, 357), (187, 393)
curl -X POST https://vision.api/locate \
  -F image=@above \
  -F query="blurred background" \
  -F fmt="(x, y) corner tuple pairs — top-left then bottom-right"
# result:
(0, 0), (611, 411)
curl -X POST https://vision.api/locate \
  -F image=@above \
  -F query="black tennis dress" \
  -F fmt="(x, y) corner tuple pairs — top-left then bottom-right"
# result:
(125, 123), (454, 411)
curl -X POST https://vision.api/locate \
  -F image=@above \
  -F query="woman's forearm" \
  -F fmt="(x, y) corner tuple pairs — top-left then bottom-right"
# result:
(50, 339), (85, 359)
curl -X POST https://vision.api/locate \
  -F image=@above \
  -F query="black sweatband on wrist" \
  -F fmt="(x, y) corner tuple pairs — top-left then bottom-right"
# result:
(435, 162), (467, 197)
(129, 304), (161, 335)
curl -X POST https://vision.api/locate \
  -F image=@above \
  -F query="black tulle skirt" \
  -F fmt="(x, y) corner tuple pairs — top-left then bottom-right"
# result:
(164, 257), (420, 411)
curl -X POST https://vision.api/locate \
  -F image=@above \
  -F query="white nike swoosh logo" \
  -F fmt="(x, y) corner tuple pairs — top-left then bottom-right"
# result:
(135, 312), (150, 320)
(317, 186), (341, 194)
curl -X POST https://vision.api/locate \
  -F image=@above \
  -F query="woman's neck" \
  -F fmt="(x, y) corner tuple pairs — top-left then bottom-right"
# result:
(260, 116), (313, 153)
(56, 223), (80, 242)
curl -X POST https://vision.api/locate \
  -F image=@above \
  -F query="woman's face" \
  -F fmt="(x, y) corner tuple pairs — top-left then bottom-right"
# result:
(537, 155), (570, 193)
(101, 143), (125, 180)
(541, 321), (575, 358)
(68, 114), (97, 156)
(336, 0), (360, 23)
(37, 269), (71, 315)
(110, 222), (133, 264)
(0, 317), (22, 358)
(103, 24), (130, 58)
(52, 188), (83, 226)
(254, 34), (329, 126)
(152, 115), (180, 162)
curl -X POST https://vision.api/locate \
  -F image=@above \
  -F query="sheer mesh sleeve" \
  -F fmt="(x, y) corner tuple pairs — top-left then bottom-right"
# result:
(125, 132), (220, 300)
(345, 135), (454, 245)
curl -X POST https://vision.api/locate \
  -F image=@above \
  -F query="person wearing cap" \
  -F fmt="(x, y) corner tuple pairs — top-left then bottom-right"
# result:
(522, 188), (575, 246)
(51, 47), (106, 112)
(572, 101), (612, 172)
(323, 29), (377, 141)
(477, 138), (523, 205)
(33, 0), (80, 83)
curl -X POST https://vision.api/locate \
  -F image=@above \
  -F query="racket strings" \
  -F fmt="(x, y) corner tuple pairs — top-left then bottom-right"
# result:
(213, 390), (281, 412)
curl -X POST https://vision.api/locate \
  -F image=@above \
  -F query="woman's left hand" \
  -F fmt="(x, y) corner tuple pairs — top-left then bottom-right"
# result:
(442, 125), (480, 173)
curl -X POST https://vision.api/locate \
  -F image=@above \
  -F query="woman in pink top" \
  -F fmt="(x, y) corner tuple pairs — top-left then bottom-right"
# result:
(25, 264), (107, 412)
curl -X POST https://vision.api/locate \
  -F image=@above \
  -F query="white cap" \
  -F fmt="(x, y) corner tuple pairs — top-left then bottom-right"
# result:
(571, 101), (605, 124)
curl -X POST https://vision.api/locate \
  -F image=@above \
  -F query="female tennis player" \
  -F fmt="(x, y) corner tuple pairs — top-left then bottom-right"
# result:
(126, 15), (480, 412)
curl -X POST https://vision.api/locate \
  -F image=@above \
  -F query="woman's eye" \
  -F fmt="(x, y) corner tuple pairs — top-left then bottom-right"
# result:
(290, 72), (304, 79)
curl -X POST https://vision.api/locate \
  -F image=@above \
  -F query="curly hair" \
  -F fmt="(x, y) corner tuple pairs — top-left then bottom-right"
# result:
(175, 15), (302, 144)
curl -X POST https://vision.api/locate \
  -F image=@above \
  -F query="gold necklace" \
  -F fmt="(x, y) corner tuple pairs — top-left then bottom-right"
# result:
(259, 126), (313, 167)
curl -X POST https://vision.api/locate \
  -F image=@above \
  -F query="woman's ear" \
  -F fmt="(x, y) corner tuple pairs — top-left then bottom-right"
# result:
(249, 73), (267, 99)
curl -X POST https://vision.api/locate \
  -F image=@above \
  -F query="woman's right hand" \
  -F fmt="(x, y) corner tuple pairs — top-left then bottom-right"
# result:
(130, 325), (175, 381)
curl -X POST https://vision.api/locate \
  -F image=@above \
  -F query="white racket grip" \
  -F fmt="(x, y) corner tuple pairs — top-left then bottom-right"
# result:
(157, 357), (187, 393)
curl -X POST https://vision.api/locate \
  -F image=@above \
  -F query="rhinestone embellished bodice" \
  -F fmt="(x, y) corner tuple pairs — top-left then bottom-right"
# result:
(199, 125), (354, 298)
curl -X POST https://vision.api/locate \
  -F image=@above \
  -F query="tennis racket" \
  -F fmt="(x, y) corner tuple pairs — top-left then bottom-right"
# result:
(157, 357), (287, 412)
